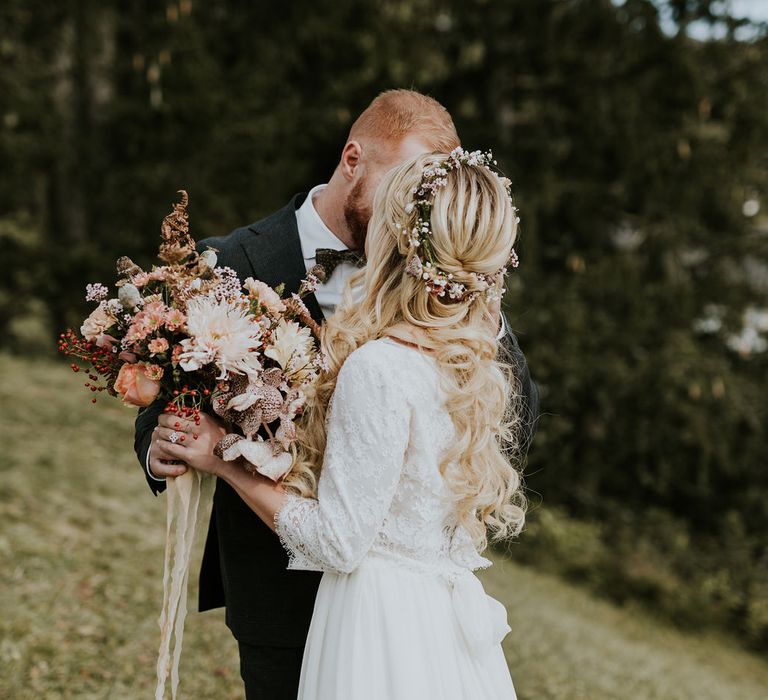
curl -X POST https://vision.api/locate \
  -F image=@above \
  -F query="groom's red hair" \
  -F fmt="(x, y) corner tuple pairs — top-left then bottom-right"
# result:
(348, 89), (459, 155)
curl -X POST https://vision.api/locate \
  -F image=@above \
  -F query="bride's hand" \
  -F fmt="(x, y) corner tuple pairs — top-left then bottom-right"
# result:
(156, 412), (228, 476)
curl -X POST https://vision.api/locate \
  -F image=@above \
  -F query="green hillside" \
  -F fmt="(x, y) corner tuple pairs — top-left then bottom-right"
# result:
(1, 354), (766, 699)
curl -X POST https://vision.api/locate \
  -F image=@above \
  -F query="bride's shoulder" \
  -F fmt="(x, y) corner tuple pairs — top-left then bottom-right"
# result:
(338, 338), (426, 387)
(341, 337), (398, 370)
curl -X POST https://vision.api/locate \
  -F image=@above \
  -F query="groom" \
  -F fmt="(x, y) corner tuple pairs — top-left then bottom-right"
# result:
(134, 89), (539, 699)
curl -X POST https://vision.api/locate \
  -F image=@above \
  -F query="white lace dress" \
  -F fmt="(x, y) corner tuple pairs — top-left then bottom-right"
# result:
(275, 338), (517, 700)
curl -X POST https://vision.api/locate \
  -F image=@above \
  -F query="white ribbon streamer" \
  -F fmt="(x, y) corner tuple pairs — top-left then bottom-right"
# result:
(155, 469), (213, 700)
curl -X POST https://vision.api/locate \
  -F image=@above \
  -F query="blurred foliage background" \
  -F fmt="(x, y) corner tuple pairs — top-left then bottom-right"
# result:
(2, 0), (767, 659)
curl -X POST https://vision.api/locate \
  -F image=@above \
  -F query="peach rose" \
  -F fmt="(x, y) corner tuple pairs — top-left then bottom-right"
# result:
(114, 362), (161, 407)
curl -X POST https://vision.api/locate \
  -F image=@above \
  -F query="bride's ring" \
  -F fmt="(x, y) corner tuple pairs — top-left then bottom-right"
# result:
(168, 430), (181, 444)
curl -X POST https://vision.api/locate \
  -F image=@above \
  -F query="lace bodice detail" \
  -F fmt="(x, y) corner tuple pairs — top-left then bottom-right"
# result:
(275, 338), (491, 578)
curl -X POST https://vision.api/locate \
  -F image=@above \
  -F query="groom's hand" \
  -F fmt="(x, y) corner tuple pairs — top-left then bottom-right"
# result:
(155, 412), (228, 474)
(148, 421), (189, 479)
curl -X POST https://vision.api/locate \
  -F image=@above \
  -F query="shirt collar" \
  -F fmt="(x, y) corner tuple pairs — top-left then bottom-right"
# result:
(296, 184), (349, 261)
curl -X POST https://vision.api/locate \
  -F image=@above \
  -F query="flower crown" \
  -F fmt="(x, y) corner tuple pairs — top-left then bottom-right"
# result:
(396, 147), (519, 303)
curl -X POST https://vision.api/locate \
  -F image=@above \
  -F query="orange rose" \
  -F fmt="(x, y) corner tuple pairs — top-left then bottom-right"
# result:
(114, 362), (161, 407)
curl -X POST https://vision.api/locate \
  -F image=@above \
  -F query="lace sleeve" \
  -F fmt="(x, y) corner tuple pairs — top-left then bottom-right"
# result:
(275, 346), (411, 574)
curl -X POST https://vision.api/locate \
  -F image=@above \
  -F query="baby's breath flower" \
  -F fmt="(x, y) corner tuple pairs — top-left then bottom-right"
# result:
(85, 283), (109, 302)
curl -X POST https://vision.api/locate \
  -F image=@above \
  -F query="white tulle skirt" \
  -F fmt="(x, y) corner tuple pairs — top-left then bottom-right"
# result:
(297, 553), (517, 700)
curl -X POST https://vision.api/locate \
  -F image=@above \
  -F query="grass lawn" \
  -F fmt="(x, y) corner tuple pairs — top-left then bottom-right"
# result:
(1, 354), (767, 699)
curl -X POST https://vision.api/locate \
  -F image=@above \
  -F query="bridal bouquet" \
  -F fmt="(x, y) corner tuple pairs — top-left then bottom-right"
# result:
(59, 191), (324, 699)
(60, 190), (325, 480)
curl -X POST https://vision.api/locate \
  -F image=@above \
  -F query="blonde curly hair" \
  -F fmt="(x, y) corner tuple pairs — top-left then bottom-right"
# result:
(283, 152), (527, 548)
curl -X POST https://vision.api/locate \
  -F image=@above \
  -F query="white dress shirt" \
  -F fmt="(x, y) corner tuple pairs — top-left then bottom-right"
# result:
(296, 184), (362, 319)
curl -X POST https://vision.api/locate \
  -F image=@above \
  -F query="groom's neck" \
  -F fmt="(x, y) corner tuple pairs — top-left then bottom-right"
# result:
(313, 177), (356, 250)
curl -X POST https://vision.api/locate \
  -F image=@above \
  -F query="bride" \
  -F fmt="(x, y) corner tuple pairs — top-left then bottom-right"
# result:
(176, 148), (526, 699)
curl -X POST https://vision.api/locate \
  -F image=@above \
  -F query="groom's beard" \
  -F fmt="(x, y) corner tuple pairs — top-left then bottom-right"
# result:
(343, 178), (371, 252)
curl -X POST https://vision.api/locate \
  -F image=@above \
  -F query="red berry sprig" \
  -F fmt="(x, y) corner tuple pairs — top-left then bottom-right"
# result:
(58, 329), (122, 403)
(164, 383), (213, 425)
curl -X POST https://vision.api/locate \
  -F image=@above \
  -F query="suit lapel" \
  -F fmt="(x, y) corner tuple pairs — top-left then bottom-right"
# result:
(240, 193), (325, 325)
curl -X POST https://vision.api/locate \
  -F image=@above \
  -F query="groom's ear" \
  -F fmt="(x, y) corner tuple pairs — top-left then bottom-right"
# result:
(339, 141), (363, 181)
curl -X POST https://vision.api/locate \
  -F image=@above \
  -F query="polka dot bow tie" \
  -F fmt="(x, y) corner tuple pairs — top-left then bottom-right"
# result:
(314, 248), (366, 278)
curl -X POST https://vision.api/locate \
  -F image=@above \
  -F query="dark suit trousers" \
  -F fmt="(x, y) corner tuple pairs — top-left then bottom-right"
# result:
(238, 642), (304, 700)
